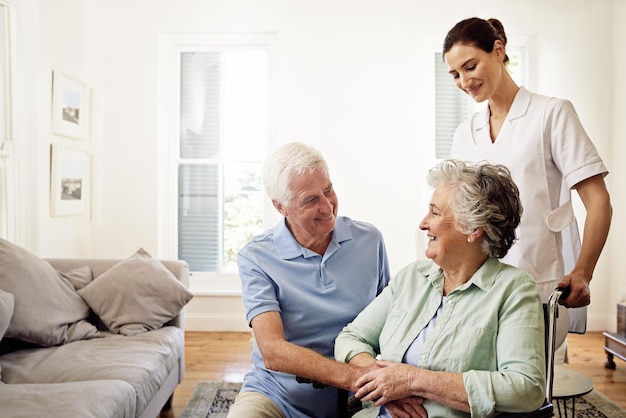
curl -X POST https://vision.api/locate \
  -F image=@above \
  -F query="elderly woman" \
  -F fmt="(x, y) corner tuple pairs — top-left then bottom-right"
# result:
(335, 160), (546, 417)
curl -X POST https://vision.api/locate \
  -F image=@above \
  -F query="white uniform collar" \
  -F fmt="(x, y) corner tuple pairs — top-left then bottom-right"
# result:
(473, 86), (531, 145)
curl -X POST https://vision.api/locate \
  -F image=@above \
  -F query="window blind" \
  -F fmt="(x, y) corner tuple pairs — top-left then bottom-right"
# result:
(434, 52), (469, 159)
(178, 52), (222, 271)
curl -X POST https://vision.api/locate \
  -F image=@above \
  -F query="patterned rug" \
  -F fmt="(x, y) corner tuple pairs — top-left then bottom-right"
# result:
(553, 390), (626, 417)
(181, 381), (626, 418)
(181, 381), (241, 418)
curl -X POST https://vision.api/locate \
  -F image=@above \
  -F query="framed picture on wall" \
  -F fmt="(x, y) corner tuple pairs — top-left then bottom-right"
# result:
(51, 71), (88, 140)
(50, 144), (88, 216)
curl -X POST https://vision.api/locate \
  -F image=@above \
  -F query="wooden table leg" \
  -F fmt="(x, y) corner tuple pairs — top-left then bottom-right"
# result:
(603, 332), (626, 369)
(605, 351), (616, 369)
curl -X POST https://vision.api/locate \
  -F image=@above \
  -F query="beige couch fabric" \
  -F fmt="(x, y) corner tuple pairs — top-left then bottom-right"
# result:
(0, 242), (191, 418)
(78, 248), (193, 336)
(0, 239), (100, 346)
(0, 380), (136, 418)
(0, 327), (183, 414)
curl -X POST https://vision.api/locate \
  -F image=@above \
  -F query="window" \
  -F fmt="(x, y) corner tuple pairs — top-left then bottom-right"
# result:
(434, 52), (472, 159)
(178, 50), (266, 273)
(159, 33), (275, 292)
(0, 2), (15, 240)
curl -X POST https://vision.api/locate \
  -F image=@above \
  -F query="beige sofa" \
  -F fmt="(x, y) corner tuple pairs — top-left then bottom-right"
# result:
(0, 240), (192, 418)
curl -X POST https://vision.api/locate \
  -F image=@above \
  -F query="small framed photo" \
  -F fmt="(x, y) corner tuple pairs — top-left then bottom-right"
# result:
(51, 71), (88, 140)
(50, 144), (89, 216)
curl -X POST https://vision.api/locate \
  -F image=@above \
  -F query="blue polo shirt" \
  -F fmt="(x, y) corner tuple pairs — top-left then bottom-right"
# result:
(237, 216), (390, 418)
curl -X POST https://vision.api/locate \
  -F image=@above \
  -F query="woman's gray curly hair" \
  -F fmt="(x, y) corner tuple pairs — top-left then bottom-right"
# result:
(426, 159), (523, 258)
(263, 142), (330, 206)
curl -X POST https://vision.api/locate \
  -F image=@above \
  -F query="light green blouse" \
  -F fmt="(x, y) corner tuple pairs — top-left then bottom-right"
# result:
(335, 258), (546, 417)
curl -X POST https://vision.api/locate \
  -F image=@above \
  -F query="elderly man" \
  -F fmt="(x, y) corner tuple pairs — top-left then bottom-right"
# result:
(228, 142), (391, 418)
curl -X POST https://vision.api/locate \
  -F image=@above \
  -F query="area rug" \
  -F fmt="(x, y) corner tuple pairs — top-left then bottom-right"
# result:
(181, 381), (242, 418)
(181, 381), (626, 418)
(554, 389), (626, 417)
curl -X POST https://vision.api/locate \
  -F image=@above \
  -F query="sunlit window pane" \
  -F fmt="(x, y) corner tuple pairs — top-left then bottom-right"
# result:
(223, 162), (264, 270)
(223, 50), (267, 161)
(180, 52), (221, 159)
(178, 49), (267, 274)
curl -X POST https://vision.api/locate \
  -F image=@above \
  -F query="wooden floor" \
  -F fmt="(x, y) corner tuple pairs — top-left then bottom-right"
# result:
(161, 331), (626, 417)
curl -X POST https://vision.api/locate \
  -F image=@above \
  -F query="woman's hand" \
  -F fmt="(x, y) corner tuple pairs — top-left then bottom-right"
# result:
(557, 273), (590, 308)
(385, 398), (428, 418)
(355, 360), (419, 405)
(347, 352), (384, 392)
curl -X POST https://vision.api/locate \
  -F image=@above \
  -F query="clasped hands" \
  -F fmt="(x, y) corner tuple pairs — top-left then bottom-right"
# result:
(354, 361), (427, 418)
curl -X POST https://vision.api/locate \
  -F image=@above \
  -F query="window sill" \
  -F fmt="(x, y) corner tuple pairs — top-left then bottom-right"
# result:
(190, 287), (242, 297)
(188, 272), (242, 296)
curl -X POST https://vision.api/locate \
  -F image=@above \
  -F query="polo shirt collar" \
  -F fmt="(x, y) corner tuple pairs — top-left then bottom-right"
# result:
(273, 216), (352, 260)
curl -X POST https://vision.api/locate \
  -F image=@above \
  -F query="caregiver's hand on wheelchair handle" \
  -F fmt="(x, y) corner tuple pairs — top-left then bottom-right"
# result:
(556, 275), (588, 308)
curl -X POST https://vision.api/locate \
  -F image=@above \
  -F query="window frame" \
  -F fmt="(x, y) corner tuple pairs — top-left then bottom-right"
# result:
(0, 1), (17, 242)
(158, 32), (277, 294)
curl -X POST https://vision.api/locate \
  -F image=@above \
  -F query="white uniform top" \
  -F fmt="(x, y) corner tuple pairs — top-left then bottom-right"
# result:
(451, 86), (608, 291)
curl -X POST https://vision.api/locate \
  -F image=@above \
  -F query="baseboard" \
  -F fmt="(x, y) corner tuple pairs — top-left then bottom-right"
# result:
(184, 312), (249, 332)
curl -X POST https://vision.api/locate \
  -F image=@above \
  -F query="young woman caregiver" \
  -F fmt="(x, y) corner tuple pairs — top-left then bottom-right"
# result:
(442, 17), (612, 336)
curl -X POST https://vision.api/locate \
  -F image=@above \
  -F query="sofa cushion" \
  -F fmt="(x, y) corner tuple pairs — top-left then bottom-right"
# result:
(0, 239), (100, 346)
(0, 380), (136, 418)
(77, 248), (193, 336)
(0, 327), (183, 415)
(60, 265), (94, 291)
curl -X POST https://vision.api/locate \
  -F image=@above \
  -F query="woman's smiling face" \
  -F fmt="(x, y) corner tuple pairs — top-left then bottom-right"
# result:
(444, 41), (505, 103)
(419, 185), (468, 267)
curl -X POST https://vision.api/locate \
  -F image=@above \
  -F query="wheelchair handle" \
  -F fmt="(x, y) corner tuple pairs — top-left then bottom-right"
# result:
(555, 286), (571, 303)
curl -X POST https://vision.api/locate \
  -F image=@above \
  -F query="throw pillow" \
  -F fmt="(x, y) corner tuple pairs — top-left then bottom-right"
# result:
(77, 248), (193, 336)
(60, 265), (93, 290)
(0, 289), (14, 381)
(0, 239), (100, 346)
(0, 289), (14, 341)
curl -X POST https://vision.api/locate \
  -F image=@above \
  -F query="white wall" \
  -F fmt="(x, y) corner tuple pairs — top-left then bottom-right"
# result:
(608, 0), (626, 330)
(14, 0), (623, 331)
(30, 0), (93, 255)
